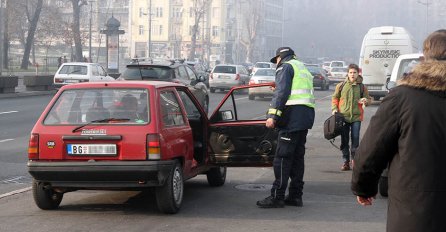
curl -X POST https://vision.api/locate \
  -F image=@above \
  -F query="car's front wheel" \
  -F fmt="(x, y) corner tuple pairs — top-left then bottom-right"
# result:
(210, 87), (216, 93)
(156, 161), (184, 214)
(32, 180), (63, 210)
(206, 166), (227, 187)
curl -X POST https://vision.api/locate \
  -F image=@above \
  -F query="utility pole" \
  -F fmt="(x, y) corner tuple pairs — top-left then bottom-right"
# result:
(0, 0), (5, 75)
(88, 1), (94, 62)
(417, 0), (431, 37)
(148, 0), (152, 58)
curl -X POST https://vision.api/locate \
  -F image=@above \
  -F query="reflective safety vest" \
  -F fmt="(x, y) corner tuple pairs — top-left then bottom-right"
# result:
(285, 60), (315, 108)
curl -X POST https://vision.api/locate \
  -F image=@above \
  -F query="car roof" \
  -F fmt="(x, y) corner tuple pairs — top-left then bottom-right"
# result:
(59, 80), (184, 90)
(60, 62), (98, 65)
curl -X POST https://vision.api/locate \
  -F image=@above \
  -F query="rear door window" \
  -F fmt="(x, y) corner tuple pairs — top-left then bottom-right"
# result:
(159, 91), (185, 126)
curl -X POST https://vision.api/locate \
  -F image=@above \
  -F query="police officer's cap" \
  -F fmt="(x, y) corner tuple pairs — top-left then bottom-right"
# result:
(270, 47), (295, 63)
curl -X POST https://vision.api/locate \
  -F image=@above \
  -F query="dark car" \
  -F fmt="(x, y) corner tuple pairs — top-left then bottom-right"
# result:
(27, 81), (278, 214)
(305, 64), (330, 90)
(119, 60), (209, 113)
(185, 61), (210, 88)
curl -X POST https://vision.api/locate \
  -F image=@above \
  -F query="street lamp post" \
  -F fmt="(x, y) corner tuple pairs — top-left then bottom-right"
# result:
(417, 0), (431, 37)
(0, 0), (6, 75)
(148, 0), (152, 58)
(88, 1), (94, 62)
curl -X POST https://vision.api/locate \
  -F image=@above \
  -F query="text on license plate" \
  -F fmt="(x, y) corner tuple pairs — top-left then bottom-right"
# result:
(67, 144), (117, 155)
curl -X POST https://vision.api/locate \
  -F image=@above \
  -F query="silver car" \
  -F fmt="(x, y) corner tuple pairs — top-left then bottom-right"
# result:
(209, 64), (250, 93)
(248, 68), (276, 100)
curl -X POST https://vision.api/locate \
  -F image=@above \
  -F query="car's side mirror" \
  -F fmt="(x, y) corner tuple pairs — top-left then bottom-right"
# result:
(219, 110), (234, 121)
(386, 81), (397, 90)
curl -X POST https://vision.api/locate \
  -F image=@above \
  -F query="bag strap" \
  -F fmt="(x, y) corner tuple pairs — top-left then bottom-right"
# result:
(329, 138), (341, 150)
(338, 82), (364, 98)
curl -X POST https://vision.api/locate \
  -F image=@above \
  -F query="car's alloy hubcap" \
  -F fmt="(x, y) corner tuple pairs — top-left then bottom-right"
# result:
(172, 167), (183, 204)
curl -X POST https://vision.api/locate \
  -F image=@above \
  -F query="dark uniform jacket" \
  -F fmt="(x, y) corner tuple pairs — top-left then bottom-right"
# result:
(268, 55), (315, 132)
(351, 60), (446, 232)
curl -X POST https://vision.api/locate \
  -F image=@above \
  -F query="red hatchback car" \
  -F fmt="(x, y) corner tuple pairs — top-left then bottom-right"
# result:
(28, 81), (277, 213)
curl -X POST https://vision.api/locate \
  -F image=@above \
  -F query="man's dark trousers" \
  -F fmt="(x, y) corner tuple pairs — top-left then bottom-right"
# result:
(271, 129), (308, 199)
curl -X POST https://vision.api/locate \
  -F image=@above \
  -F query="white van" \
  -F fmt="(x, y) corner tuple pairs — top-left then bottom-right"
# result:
(359, 26), (418, 100)
(53, 62), (115, 88)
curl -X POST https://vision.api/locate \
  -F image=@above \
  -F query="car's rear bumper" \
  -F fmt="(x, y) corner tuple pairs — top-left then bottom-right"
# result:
(28, 160), (175, 189)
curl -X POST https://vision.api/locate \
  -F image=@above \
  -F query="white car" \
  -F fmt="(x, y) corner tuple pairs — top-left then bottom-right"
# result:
(54, 62), (115, 88)
(328, 67), (348, 84)
(248, 68), (276, 100)
(209, 64), (250, 93)
(252, 62), (276, 74)
(386, 53), (423, 90)
(329, 61), (346, 72)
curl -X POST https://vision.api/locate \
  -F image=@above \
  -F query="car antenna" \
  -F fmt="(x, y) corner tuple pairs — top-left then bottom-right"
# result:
(132, 57), (144, 79)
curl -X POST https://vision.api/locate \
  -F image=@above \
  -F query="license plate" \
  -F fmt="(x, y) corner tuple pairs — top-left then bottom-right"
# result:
(67, 144), (117, 156)
(367, 85), (382, 90)
(259, 80), (272, 83)
(65, 80), (79, 83)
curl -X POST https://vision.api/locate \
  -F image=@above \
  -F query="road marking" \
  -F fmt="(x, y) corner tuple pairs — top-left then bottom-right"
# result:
(0, 111), (19, 115)
(0, 187), (32, 199)
(0, 139), (14, 143)
(2, 176), (25, 184)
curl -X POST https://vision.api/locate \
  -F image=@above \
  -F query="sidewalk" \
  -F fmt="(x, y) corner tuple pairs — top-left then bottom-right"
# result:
(0, 73), (57, 99)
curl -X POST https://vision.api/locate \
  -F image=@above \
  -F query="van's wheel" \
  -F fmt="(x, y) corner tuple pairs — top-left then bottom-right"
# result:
(156, 161), (184, 214)
(206, 167), (227, 187)
(373, 96), (381, 101)
(32, 180), (63, 210)
(248, 94), (255, 100)
(378, 176), (388, 197)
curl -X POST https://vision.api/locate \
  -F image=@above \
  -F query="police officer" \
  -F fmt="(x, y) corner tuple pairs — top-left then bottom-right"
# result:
(257, 47), (315, 208)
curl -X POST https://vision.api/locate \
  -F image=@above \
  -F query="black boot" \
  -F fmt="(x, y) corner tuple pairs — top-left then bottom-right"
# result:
(256, 196), (285, 208)
(284, 195), (303, 207)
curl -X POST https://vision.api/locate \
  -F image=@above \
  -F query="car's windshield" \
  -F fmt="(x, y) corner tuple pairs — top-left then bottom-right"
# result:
(331, 62), (344, 67)
(59, 65), (88, 75)
(121, 66), (173, 80)
(397, 58), (420, 80)
(255, 63), (272, 68)
(44, 88), (149, 125)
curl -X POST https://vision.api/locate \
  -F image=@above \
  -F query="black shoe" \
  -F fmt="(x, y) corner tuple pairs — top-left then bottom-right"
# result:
(284, 196), (303, 207)
(256, 196), (285, 208)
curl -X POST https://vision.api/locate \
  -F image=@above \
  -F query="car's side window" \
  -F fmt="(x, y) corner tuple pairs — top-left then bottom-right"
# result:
(185, 66), (197, 80)
(98, 66), (106, 76)
(160, 91), (185, 126)
(177, 90), (201, 120)
(91, 65), (99, 76)
(177, 66), (189, 81)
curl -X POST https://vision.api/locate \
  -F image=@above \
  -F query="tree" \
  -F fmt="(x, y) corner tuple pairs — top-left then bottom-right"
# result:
(240, 0), (262, 63)
(19, 0), (43, 69)
(70, 0), (87, 62)
(188, 0), (212, 61)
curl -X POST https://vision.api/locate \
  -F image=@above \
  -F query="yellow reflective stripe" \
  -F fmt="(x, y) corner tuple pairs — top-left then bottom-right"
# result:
(290, 89), (313, 95)
(285, 98), (315, 105)
(268, 108), (282, 116)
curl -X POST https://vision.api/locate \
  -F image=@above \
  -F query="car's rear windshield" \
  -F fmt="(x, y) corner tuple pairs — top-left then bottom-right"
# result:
(121, 66), (173, 80)
(331, 67), (347, 72)
(44, 88), (149, 125)
(59, 65), (88, 75)
(213, 65), (236, 74)
(255, 63), (272, 68)
(331, 62), (344, 67)
(305, 66), (320, 74)
(254, 69), (275, 76)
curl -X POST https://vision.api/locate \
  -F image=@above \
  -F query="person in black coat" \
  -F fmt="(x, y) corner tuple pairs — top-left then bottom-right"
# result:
(351, 30), (446, 232)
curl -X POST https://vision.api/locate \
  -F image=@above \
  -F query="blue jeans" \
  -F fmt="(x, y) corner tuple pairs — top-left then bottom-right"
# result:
(340, 121), (361, 163)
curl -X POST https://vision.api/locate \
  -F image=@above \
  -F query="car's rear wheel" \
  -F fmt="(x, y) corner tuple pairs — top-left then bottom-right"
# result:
(32, 180), (63, 210)
(248, 94), (255, 100)
(378, 176), (388, 197)
(210, 87), (216, 93)
(206, 167), (227, 187)
(156, 161), (184, 214)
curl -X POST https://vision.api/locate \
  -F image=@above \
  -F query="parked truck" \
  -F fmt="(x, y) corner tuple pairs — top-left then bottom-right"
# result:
(359, 26), (418, 101)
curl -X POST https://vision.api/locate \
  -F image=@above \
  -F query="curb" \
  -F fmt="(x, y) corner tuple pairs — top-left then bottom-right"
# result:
(0, 90), (57, 99)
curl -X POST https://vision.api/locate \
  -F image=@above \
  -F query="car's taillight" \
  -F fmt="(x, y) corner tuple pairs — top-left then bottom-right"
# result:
(319, 75), (324, 80)
(28, 133), (39, 160)
(249, 79), (255, 85)
(54, 78), (63, 83)
(147, 134), (161, 160)
(235, 74), (240, 80)
(209, 72), (213, 79)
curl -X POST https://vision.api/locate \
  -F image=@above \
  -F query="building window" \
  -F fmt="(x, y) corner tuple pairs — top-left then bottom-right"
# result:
(139, 7), (144, 17)
(212, 7), (219, 18)
(173, 7), (182, 18)
(189, 7), (193, 18)
(212, 26), (219, 37)
(156, 7), (163, 17)
(159, 25), (163, 35)
(139, 25), (144, 35)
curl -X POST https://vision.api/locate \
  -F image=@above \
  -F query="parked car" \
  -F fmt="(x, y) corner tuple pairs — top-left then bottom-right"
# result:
(305, 64), (330, 90)
(53, 62), (115, 88)
(328, 67), (348, 84)
(185, 60), (210, 88)
(252, 62), (276, 74)
(118, 60), (209, 113)
(27, 81), (278, 214)
(208, 64), (250, 93)
(248, 68), (276, 100)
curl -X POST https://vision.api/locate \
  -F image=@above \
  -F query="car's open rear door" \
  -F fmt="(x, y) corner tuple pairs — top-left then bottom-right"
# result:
(208, 84), (277, 167)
